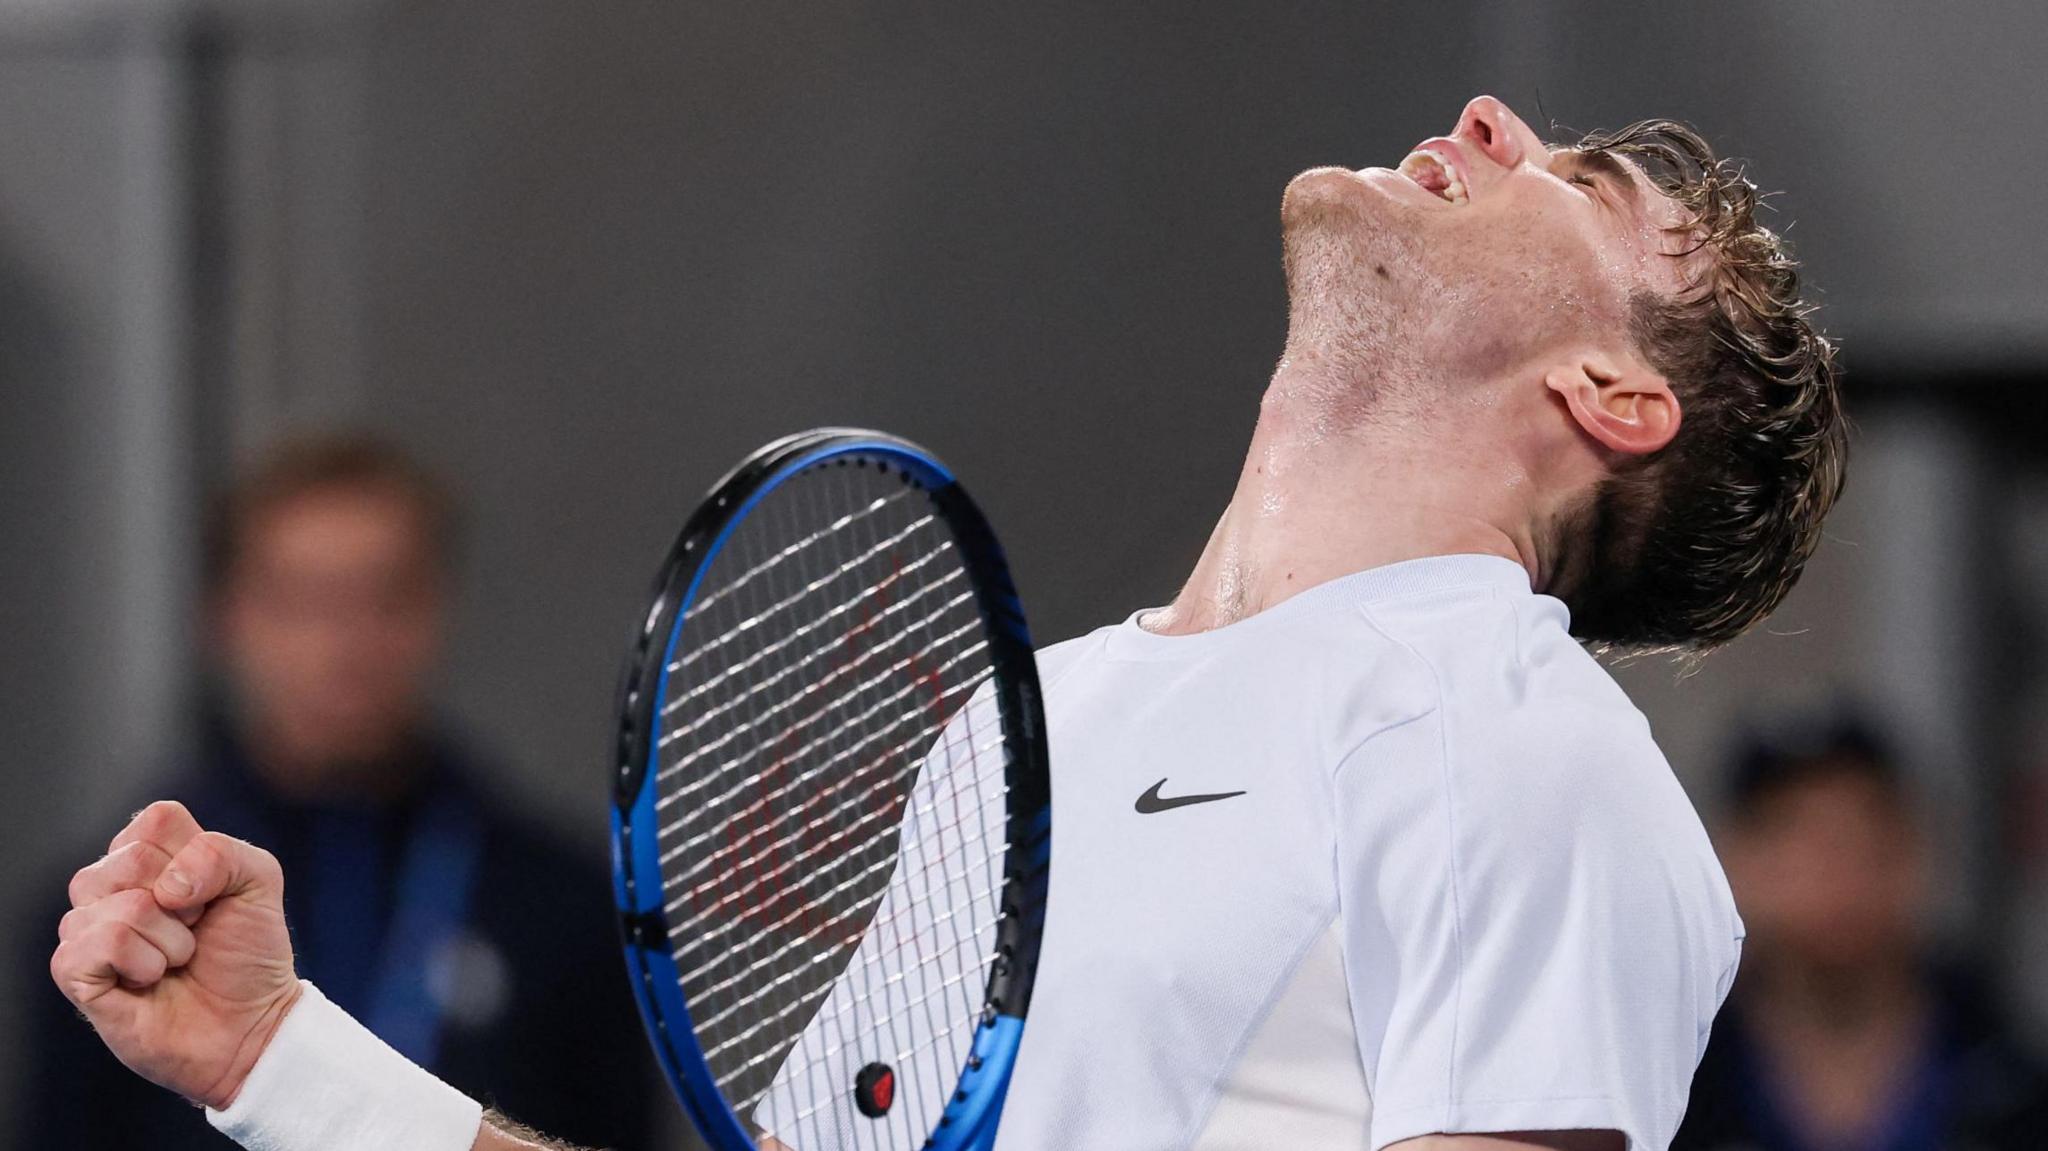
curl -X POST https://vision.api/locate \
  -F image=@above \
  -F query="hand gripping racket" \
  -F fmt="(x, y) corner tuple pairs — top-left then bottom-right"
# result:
(611, 429), (1051, 1151)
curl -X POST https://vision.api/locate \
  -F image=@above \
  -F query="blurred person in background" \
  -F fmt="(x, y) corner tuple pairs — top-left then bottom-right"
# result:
(1674, 719), (2048, 1151)
(11, 435), (659, 1150)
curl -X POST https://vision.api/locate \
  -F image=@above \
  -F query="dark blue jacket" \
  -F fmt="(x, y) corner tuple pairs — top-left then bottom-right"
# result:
(1675, 969), (2048, 1151)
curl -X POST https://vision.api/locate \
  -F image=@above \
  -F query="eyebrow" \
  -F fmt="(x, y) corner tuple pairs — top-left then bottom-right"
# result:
(1557, 148), (1645, 214)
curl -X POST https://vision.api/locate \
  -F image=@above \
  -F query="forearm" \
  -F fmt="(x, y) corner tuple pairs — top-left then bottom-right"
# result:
(475, 1110), (767, 1151)
(1389, 1132), (1623, 1151)
(474, 1110), (597, 1151)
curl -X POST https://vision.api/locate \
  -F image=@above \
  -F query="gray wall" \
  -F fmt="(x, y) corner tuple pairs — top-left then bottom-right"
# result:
(333, 0), (2043, 825)
(5, 0), (2046, 1132)
(0, 40), (194, 844)
(0, 37), (200, 1138)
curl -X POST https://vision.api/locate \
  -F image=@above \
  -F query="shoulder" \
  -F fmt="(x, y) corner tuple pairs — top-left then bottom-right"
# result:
(1373, 586), (1681, 820)
(1361, 588), (1736, 921)
(1031, 625), (1115, 687)
(1461, 658), (1716, 879)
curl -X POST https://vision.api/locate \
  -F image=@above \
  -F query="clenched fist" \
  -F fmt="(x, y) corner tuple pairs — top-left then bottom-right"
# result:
(50, 800), (302, 1111)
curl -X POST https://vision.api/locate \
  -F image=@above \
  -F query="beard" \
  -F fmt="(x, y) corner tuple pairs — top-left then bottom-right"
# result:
(1278, 179), (1447, 418)
(1277, 171), (1606, 414)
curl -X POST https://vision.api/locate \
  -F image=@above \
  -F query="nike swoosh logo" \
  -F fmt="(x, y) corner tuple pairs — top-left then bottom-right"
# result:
(1134, 778), (1247, 814)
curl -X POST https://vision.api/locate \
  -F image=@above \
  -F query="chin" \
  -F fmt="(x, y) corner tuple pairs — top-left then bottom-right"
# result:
(1282, 170), (1424, 297)
(1281, 166), (1370, 226)
(1283, 168), (1433, 268)
(1284, 166), (1437, 224)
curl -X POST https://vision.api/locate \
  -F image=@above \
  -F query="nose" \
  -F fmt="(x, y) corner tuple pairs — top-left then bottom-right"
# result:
(1452, 95), (1539, 171)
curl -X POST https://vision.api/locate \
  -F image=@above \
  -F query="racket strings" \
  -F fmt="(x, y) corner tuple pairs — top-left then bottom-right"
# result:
(779, 547), (1007, 1151)
(661, 722), (1001, 956)
(716, 933), (993, 1098)
(674, 508), (939, 676)
(799, 671), (1003, 1149)
(799, 527), (1001, 1148)
(655, 618), (986, 812)
(655, 645), (988, 861)
(663, 526), (960, 728)
(679, 826), (1005, 1029)
(661, 569), (972, 739)
(697, 889), (995, 1075)
(780, 471), (1001, 1150)
(653, 462), (1009, 1145)
(680, 487), (922, 625)
(672, 743), (1008, 1001)
(674, 745), (1009, 1070)
(711, 495), (856, 1118)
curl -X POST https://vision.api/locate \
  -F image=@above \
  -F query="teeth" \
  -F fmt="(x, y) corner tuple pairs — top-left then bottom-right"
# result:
(1396, 150), (1437, 181)
(1397, 149), (1468, 205)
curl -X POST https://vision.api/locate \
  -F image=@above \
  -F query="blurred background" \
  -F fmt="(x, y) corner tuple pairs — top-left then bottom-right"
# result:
(5, 1), (2048, 1149)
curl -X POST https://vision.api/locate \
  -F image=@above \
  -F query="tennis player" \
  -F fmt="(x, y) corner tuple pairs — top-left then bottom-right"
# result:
(50, 95), (1845, 1151)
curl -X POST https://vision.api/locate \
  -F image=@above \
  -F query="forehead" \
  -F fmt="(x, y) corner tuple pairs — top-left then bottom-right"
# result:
(243, 484), (436, 563)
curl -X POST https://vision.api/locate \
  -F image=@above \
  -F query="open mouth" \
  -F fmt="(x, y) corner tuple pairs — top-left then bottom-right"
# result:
(1397, 149), (1467, 204)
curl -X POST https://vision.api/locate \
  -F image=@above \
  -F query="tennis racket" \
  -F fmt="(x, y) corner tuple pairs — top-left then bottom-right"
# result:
(610, 429), (1051, 1151)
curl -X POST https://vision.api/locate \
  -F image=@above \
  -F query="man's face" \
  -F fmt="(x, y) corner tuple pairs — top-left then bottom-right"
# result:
(1278, 95), (1691, 386)
(1723, 768), (1923, 972)
(216, 485), (447, 779)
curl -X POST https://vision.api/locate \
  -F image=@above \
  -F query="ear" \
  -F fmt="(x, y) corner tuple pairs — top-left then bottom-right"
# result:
(1544, 353), (1681, 456)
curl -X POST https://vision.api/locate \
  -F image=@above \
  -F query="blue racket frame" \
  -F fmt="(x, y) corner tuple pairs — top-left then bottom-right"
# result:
(610, 430), (1052, 1151)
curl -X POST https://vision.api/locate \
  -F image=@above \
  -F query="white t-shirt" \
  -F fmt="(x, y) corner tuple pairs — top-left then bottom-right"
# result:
(759, 553), (1743, 1151)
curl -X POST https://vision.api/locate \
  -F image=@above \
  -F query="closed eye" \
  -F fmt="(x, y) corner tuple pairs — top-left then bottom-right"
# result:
(1555, 148), (1641, 212)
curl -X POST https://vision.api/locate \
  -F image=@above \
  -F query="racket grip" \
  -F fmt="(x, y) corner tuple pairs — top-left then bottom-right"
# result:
(207, 981), (483, 1151)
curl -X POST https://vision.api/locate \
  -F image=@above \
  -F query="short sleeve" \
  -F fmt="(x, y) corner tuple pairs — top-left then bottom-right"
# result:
(1334, 708), (1743, 1151)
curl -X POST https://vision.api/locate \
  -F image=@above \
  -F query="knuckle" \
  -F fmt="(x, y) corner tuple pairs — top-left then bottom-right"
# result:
(102, 922), (151, 967)
(104, 849), (144, 891)
(66, 865), (96, 908)
(121, 800), (195, 848)
(182, 833), (227, 875)
(130, 934), (165, 971)
(139, 799), (192, 828)
(107, 888), (157, 921)
(64, 923), (122, 973)
(112, 840), (156, 874)
(253, 843), (282, 884)
(198, 830), (273, 883)
(164, 925), (197, 965)
(80, 918), (126, 949)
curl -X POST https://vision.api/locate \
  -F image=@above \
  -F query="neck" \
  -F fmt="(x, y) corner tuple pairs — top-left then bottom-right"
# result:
(1739, 952), (1930, 1147)
(1745, 951), (1925, 1038)
(1146, 355), (1548, 635)
(243, 722), (422, 806)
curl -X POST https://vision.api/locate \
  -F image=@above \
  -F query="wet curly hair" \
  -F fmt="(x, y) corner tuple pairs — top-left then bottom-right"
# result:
(1551, 120), (1848, 653)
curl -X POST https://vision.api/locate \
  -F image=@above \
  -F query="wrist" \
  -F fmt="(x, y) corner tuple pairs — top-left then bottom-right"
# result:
(205, 979), (306, 1111)
(206, 981), (482, 1151)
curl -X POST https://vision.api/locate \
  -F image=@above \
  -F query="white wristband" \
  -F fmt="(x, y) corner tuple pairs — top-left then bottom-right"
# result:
(206, 981), (484, 1151)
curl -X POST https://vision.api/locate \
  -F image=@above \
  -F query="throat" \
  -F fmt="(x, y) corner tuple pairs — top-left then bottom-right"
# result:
(1144, 539), (1260, 635)
(1172, 486), (1526, 639)
(1149, 361), (1546, 637)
